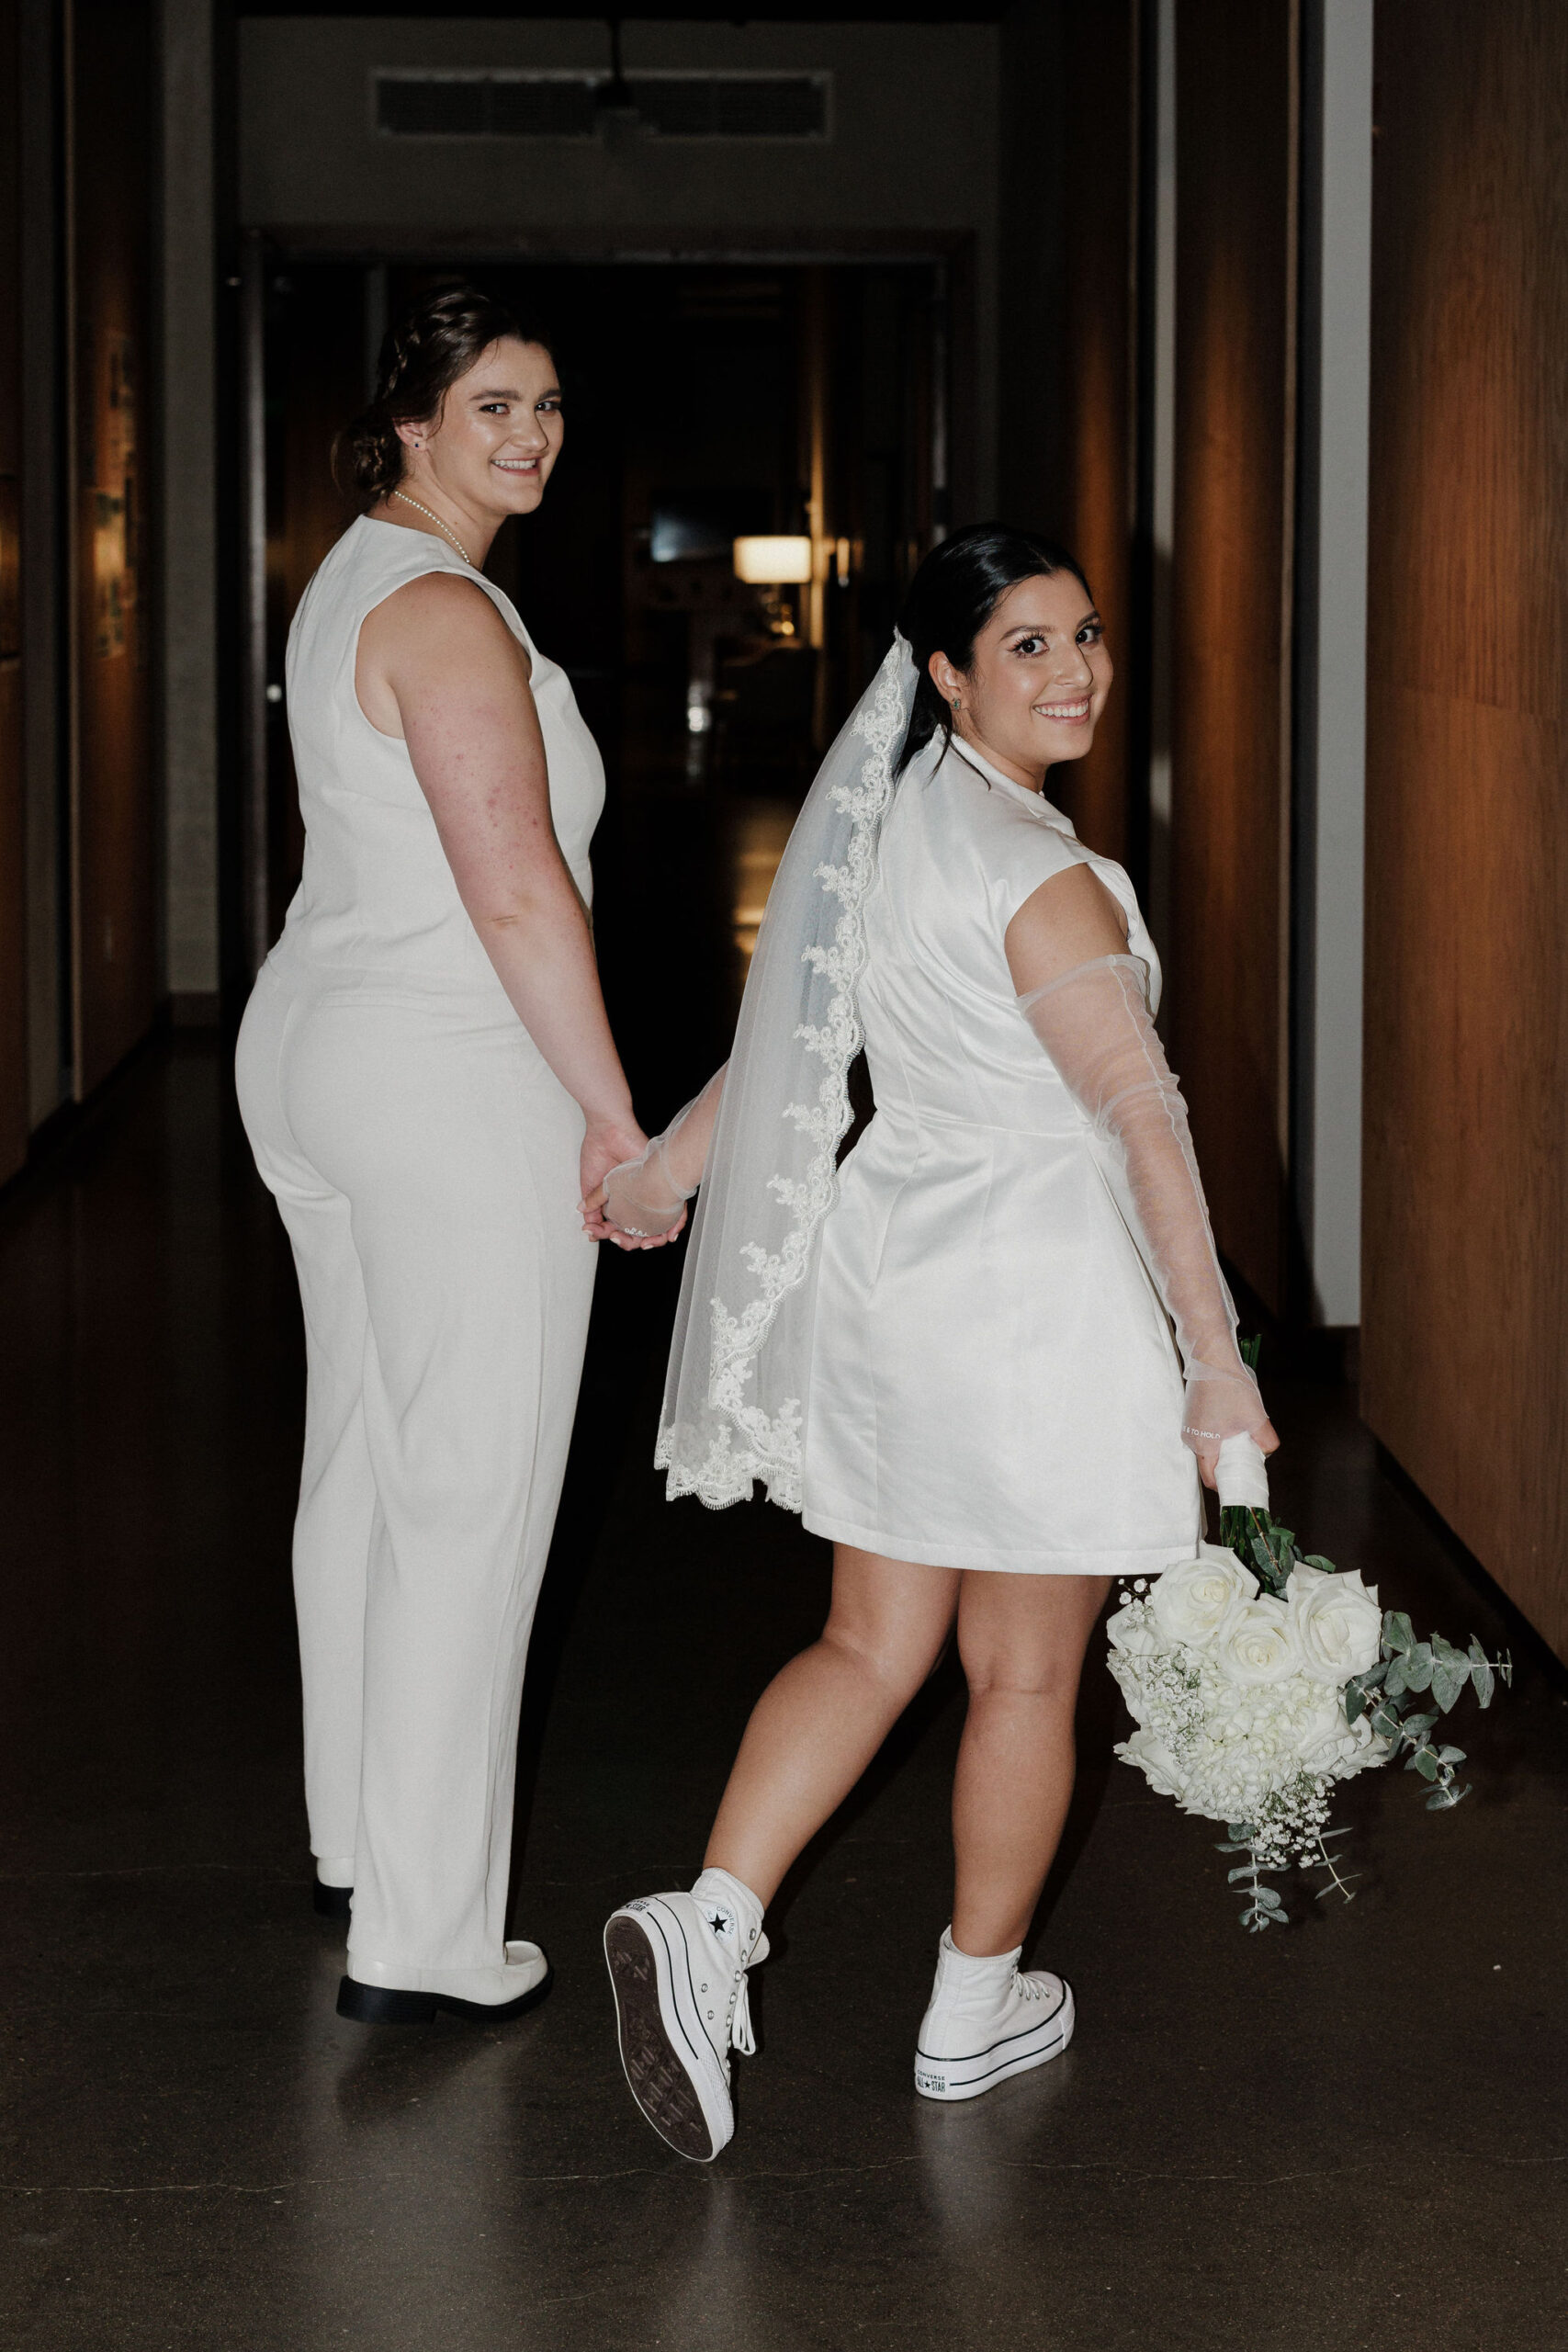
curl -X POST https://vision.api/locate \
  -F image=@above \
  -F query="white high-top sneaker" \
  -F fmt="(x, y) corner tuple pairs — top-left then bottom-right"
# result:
(914, 1927), (1074, 2101)
(604, 1869), (767, 2162)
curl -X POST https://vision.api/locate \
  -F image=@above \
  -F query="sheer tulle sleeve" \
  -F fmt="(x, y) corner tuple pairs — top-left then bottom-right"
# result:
(1018, 955), (1267, 1452)
(603, 1066), (728, 1238)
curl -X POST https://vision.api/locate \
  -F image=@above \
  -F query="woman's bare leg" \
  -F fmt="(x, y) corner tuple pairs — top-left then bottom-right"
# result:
(704, 1545), (960, 1906)
(949, 1571), (1110, 1956)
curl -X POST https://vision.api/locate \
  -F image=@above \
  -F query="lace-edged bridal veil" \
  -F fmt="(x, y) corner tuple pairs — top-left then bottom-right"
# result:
(656, 635), (919, 1511)
(647, 627), (1267, 1514)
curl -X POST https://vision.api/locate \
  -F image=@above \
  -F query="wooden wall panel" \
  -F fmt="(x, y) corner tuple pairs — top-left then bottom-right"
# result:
(1170, 0), (1297, 1313)
(1047, 0), (1136, 869)
(1363, 3), (1568, 1661)
(71, 0), (155, 1096)
(996, 0), (1136, 869)
(0, 0), (27, 1182)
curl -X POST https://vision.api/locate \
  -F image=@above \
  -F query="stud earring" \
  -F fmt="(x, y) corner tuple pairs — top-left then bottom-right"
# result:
(951, 697), (961, 712)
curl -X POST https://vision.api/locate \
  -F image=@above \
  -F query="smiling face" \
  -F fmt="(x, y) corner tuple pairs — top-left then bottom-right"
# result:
(931, 571), (1112, 793)
(395, 335), (564, 528)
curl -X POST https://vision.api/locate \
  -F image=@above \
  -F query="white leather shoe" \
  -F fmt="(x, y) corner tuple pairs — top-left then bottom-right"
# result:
(914, 1928), (1074, 2101)
(337, 1939), (552, 2025)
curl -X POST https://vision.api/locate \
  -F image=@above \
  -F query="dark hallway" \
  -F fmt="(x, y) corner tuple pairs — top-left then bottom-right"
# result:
(7, 3), (1568, 2346)
(4, 959), (1566, 2349)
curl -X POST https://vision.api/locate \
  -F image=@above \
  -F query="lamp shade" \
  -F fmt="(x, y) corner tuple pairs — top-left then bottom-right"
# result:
(732, 534), (813, 585)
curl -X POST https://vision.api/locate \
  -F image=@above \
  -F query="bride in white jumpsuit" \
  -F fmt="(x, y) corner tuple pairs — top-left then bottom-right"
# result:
(237, 288), (658, 2025)
(589, 525), (1279, 2158)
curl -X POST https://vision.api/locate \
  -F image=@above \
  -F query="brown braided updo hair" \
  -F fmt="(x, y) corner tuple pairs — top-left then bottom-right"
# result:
(333, 283), (556, 510)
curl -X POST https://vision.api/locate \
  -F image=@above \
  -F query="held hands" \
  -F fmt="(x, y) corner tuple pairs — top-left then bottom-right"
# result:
(578, 1119), (688, 1252)
(580, 1177), (688, 1250)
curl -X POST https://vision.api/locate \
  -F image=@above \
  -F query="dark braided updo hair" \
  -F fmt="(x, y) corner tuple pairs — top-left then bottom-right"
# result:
(333, 283), (556, 510)
(896, 523), (1093, 775)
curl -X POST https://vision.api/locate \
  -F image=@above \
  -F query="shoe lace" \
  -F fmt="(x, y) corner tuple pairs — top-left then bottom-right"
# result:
(728, 1962), (757, 2056)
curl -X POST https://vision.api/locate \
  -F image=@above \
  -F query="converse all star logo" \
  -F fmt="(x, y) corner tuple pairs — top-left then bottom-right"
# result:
(704, 1906), (734, 1938)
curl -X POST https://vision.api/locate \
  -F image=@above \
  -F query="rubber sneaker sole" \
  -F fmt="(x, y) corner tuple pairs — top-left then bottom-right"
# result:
(604, 1906), (732, 2162)
(335, 1963), (552, 2027)
(915, 1981), (1075, 2102)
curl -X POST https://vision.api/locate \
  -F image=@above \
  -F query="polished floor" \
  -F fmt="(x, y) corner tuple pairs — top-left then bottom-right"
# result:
(4, 1016), (1567, 2346)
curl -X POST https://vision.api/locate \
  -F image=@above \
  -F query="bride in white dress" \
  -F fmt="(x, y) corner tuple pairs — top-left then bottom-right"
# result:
(587, 526), (1278, 2158)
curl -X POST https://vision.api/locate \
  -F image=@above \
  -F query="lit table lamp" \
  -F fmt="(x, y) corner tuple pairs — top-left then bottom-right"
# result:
(732, 535), (813, 635)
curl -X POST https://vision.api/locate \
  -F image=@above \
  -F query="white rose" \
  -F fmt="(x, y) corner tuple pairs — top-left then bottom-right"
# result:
(1299, 1704), (1386, 1781)
(1106, 1601), (1163, 1658)
(1149, 1545), (1258, 1650)
(1287, 1564), (1383, 1685)
(1215, 1597), (1303, 1687)
(1116, 1729), (1186, 1800)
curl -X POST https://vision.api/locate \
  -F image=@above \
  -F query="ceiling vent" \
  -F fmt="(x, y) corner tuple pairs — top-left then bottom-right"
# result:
(373, 71), (830, 143)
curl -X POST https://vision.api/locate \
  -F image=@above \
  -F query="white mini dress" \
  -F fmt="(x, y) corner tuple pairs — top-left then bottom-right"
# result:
(800, 736), (1201, 1577)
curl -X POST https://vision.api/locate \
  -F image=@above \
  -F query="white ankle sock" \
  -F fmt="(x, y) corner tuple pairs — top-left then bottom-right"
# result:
(692, 1866), (765, 1953)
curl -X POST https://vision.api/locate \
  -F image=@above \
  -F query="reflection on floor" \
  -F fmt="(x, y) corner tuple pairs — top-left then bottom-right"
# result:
(726, 801), (796, 968)
(3, 1026), (1566, 2340)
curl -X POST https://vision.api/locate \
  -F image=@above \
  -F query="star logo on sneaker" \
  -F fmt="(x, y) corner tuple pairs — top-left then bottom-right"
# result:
(705, 1906), (733, 1938)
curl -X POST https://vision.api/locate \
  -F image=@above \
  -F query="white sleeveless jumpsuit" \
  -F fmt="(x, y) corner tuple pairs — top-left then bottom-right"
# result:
(235, 515), (603, 1973)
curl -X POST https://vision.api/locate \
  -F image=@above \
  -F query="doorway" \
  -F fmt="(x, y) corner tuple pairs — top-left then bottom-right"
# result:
(245, 252), (952, 1035)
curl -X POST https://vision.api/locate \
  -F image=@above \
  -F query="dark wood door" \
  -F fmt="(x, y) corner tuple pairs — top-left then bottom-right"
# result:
(0, 0), (26, 1180)
(1169, 0), (1298, 1312)
(70, 0), (155, 1095)
(1362, 1), (1568, 1662)
(1050, 0), (1137, 870)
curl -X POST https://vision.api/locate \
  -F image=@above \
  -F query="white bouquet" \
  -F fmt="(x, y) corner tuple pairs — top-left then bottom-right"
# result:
(1108, 1510), (1511, 1930)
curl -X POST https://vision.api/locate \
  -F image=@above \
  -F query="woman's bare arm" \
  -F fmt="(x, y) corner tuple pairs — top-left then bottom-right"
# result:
(358, 572), (658, 1228)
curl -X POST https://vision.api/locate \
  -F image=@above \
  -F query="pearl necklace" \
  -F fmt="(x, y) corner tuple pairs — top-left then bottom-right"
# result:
(390, 490), (474, 568)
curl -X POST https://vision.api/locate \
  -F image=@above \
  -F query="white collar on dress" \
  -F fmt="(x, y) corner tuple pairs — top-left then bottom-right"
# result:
(944, 735), (1075, 833)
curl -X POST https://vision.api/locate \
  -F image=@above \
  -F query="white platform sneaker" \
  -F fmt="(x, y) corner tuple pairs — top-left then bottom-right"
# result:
(604, 1869), (767, 2162)
(914, 1927), (1075, 2101)
(337, 1939), (552, 2025)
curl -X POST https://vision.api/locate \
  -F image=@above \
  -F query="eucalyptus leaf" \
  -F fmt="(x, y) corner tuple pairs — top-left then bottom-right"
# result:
(1382, 1655), (1410, 1700)
(1410, 1748), (1440, 1781)
(1345, 1682), (1367, 1724)
(1468, 1641), (1495, 1709)
(1382, 1611), (1416, 1657)
(1436, 1746), (1466, 1765)
(1402, 1711), (1438, 1741)
(1403, 1645), (1435, 1692)
(1302, 1555), (1339, 1573)
(1431, 1661), (1467, 1713)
